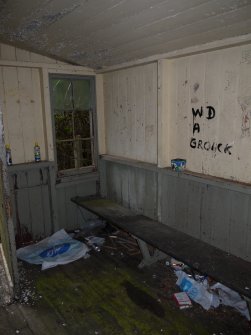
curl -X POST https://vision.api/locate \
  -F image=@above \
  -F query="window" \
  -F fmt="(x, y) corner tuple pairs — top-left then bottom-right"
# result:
(50, 75), (96, 174)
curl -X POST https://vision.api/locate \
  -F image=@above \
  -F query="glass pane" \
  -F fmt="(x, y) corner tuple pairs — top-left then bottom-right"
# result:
(73, 80), (90, 111)
(56, 141), (74, 171)
(52, 79), (73, 110)
(74, 110), (90, 138)
(54, 111), (73, 140)
(82, 140), (93, 166)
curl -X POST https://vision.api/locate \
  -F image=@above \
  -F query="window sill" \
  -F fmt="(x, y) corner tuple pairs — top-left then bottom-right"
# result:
(56, 167), (99, 186)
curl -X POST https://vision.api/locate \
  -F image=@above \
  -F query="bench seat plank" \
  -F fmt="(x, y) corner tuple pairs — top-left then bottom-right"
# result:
(71, 196), (251, 299)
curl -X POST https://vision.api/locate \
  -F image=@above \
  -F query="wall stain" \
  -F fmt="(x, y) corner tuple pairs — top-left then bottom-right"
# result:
(191, 97), (199, 104)
(193, 83), (199, 92)
(238, 96), (251, 137)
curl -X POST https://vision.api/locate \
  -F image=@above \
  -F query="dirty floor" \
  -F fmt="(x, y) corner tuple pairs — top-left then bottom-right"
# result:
(0, 235), (250, 335)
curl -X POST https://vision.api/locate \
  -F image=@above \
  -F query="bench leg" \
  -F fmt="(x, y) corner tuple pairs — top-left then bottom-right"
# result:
(134, 237), (167, 269)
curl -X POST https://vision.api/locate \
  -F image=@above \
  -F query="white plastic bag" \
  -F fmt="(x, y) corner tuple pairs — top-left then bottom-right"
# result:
(17, 229), (89, 270)
(175, 270), (220, 310)
(211, 282), (250, 321)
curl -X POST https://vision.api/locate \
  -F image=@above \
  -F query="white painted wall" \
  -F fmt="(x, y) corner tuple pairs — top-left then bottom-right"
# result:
(168, 43), (251, 183)
(0, 43), (96, 164)
(103, 63), (158, 164)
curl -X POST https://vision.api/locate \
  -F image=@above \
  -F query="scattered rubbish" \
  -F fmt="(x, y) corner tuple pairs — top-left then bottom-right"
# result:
(104, 230), (140, 256)
(175, 270), (220, 310)
(175, 270), (250, 320)
(171, 158), (186, 172)
(173, 292), (192, 309)
(85, 236), (105, 252)
(170, 258), (187, 271)
(211, 283), (250, 321)
(74, 219), (106, 237)
(17, 229), (89, 270)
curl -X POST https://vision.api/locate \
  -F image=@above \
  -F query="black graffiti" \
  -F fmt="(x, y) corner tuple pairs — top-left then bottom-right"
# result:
(190, 138), (232, 155)
(192, 106), (216, 135)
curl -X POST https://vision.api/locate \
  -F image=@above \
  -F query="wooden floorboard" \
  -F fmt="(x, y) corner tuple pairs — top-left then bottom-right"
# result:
(71, 196), (251, 299)
(0, 244), (250, 334)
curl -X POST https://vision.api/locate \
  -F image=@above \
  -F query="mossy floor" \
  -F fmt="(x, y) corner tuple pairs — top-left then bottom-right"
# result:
(0, 246), (250, 335)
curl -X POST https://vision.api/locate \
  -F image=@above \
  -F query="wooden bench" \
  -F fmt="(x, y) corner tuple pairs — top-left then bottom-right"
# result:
(71, 196), (251, 300)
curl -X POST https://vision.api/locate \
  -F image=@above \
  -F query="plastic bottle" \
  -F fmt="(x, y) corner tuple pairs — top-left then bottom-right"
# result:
(5, 144), (12, 166)
(34, 142), (41, 162)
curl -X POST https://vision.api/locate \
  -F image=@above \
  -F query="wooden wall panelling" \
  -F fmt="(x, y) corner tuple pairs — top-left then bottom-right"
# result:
(229, 191), (249, 260)
(185, 179), (204, 239)
(0, 44), (16, 61)
(15, 48), (30, 62)
(143, 63), (158, 163)
(104, 63), (158, 164)
(2, 67), (24, 164)
(0, 67), (9, 144)
(134, 66), (146, 162)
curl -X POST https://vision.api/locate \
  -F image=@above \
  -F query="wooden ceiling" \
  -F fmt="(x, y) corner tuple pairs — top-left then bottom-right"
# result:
(0, 0), (251, 69)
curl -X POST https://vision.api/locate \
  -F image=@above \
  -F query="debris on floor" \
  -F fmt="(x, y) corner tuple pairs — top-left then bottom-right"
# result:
(175, 270), (220, 310)
(173, 264), (250, 321)
(85, 236), (105, 252)
(211, 282), (251, 321)
(173, 292), (192, 309)
(105, 230), (141, 256)
(9, 230), (249, 335)
(71, 218), (106, 238)
(16, 229), (90, 270)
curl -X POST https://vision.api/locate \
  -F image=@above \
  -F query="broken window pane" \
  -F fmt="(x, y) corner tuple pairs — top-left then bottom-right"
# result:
(50, 76), (95, 173)
(52, 79), (73, 111)
(73, 80), (90, 111)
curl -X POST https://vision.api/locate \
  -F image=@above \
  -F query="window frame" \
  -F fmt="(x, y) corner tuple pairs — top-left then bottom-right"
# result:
(49, 73), (98, 179)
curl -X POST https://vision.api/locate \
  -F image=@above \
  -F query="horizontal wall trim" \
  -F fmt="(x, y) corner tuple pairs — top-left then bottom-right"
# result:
(100, 155), (158, 172)
(55, 172), (99, 189)
(97, 33), (251, 73)
(7, 161), (55, 173)
(101, 155), (251, 195)
(160, 169), (251, 196)
(0, 59), (94, 73)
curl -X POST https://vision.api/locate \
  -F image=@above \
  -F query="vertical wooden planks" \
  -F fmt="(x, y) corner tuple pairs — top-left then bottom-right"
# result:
(229, 191), (249, 260)
(15, 48), (31, 62)
(96, 74), (106, 155)
(2, 67), (25, 164)
(246, 197), (251, 262)
(17, 67), (35, 162)
(31, 68), (46, 160)
(158, 171), (177, 227)
(103, 62), (158, 164)
(0, 67), (9, 144)
(186, 180), (203, 239)
(0, 44), (16, 61)
(144, 63), (157, 164)
(134, 66), (146, 162)
(1, 66), (44, 164)
(167, 42), (251, 183)
(157, 59), (172, 168)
